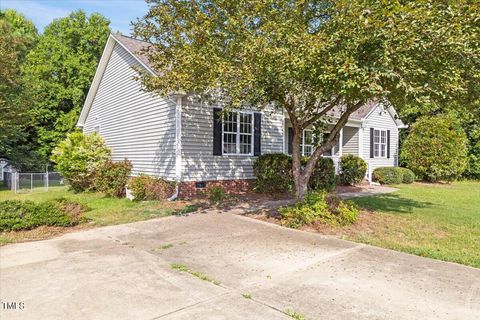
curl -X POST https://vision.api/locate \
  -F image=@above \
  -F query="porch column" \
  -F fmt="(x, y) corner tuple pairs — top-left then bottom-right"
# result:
(338, 128), (343, 157)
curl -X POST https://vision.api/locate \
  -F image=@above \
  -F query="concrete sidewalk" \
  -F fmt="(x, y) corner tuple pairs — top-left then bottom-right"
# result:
(1, 212), (479, 320)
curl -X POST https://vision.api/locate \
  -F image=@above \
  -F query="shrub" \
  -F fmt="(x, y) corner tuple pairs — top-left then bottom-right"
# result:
(0, 198), (87, 232)
(253, 153), (293, 193)
(128, 175), (175, 201)
(373, 167), (403, 185)
(399, 167), (415, 184)
(401, 115), (468, 182)
(51, 131), (111, 192)
(279, 191), (358, 228)
(95, 159), (132, 197)
(302, 157), (337, 191)
(207, 186), (229, 204)
(339, 155), (367, 186)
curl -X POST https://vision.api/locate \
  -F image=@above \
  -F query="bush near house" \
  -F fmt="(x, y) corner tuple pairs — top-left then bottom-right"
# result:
(253, 153), (337, 193)
(339, 155), (367, 186)
(0, 198), (87, 231)
(95, 160), (133, 198)
(51, 131), (111, 192)
(302, 157), (336, 191)
(401, 115), (468, 182)
(128, 175), (176, 201)
(279, 191), (358, 229)
(253, 153), (293, 193)
(373, 167), (415, 185)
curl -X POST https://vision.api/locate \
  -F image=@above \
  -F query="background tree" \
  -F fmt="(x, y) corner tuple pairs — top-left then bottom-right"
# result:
(133, 0), (479, 200)
(0, 10), (38, 166)
(401, 115), (468, 182)
(24, 10), (110, 161)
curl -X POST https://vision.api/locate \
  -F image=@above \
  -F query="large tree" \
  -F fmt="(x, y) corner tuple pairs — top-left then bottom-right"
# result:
(24, 10), (110, 160)
(0, 10), (38, 164)
(134, 0), (479, 200)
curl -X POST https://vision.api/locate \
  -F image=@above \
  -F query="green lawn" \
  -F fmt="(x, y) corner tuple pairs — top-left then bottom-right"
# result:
(0, 186), (192, 245)
(349, 181), (480, 268)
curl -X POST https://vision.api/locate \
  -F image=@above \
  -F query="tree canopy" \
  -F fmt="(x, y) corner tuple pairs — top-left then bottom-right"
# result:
(134, 0), (479, 199)
(24, 10), (110, 161)
(0, 10), (38, 163)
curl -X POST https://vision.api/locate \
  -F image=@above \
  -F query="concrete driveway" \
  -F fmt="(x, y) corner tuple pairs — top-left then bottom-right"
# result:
(1, 212), (479, 320)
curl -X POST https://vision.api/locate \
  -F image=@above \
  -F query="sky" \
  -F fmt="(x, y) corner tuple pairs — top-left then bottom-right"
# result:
(0, 0), (149, 35)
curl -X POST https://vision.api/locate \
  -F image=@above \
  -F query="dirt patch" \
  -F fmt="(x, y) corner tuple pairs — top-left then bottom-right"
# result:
(0, 224), (93, 246)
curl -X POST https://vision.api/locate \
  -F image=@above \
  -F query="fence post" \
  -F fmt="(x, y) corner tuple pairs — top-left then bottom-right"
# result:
(45, 165), (49, 192)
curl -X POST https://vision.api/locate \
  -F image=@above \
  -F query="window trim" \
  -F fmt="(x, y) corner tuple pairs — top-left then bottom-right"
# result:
(373, 129), (387, 158)
(222, 110), (254, 156)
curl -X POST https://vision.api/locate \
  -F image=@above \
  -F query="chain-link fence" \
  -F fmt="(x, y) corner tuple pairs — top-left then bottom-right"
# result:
(7, 172), (64, 193)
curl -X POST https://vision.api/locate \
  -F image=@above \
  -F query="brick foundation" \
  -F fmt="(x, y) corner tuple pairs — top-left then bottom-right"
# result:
(178, 179), (254, 198)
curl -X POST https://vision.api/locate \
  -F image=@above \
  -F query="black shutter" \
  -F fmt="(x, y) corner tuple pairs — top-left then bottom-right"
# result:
(288, 127), (293, 155)
(387, 130), (391, 158)
(213, 108), (222, 156)
(370, 128), (374, 158)
(254, 113), (261, 156)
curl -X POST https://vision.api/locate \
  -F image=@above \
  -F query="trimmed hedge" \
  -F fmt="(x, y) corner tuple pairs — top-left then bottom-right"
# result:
(253, 153), (337, 193)
(95, 159), (133, 197)
(253, 153), (293, 193)
(128, 175), (176, 201)
(0, 198), (87, 232)
(399, 167), (415, 184)
(302, 157), (336, 191)
(339, 155), (367, 186)
(373, 167), (415, 185)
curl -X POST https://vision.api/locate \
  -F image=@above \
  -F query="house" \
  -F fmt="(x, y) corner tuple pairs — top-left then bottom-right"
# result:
(77, 34), (406, 198)
(0, 158), (14, 184)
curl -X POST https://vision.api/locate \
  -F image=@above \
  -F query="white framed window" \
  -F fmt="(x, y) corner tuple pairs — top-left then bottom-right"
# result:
(301, 129), (314, 156)
(374, 129), (387, 158)
(223, 111), (253, 155)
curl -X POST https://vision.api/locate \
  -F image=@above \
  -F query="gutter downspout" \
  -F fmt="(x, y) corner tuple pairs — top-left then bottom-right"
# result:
(168, 94), (184, 201)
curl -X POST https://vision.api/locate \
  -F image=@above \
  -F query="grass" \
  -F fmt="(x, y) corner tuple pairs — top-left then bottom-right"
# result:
(242, 293), (252, 299)
(171, 263), (221, 286)
(159, 243), (174, 249)
(349, 181), (480, 268)
(0, 186), (189, 245)
(285, 309), (307, 320)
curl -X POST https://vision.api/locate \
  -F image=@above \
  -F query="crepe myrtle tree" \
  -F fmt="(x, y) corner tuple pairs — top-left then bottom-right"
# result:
(133, 0), (479, 200)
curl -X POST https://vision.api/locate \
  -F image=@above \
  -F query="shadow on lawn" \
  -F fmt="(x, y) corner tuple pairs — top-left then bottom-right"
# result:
(351, 193), (434, 214)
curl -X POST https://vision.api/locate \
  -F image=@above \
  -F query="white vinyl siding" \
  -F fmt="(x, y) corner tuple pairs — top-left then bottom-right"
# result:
(342, 126), (359, 155)
(362, 105), (399, 170)
(181, 100), (284, 181)
(83, 43), (177, 180)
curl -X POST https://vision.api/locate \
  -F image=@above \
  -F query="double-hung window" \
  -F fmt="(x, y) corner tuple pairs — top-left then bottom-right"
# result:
(223, 111), (253, 155)
(373, 129), (387, 158)
(301, 130), (314, 156)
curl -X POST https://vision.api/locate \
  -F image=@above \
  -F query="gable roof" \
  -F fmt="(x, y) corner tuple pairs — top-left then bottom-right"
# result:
(77, 33), (156, 127)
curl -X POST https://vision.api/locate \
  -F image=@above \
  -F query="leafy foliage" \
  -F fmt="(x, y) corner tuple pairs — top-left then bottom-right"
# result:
(51, 131), (111, 192)
(373, 167), (413, 185)
(95, 160), (133, 198)
(128, 175), (176, 201)
(303, 156), (337, 191)
(207, 186), (229, 204)
(339, 155), (367, 186)
(0, 198), (87, 232)
(401, 115), (468, 182)
(279, 191), (358, 228)
(253, 153), (293, 193)
(0, 10), (38, 163)
(134, 0), (479, 200)
(23, 10), (110, 160)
